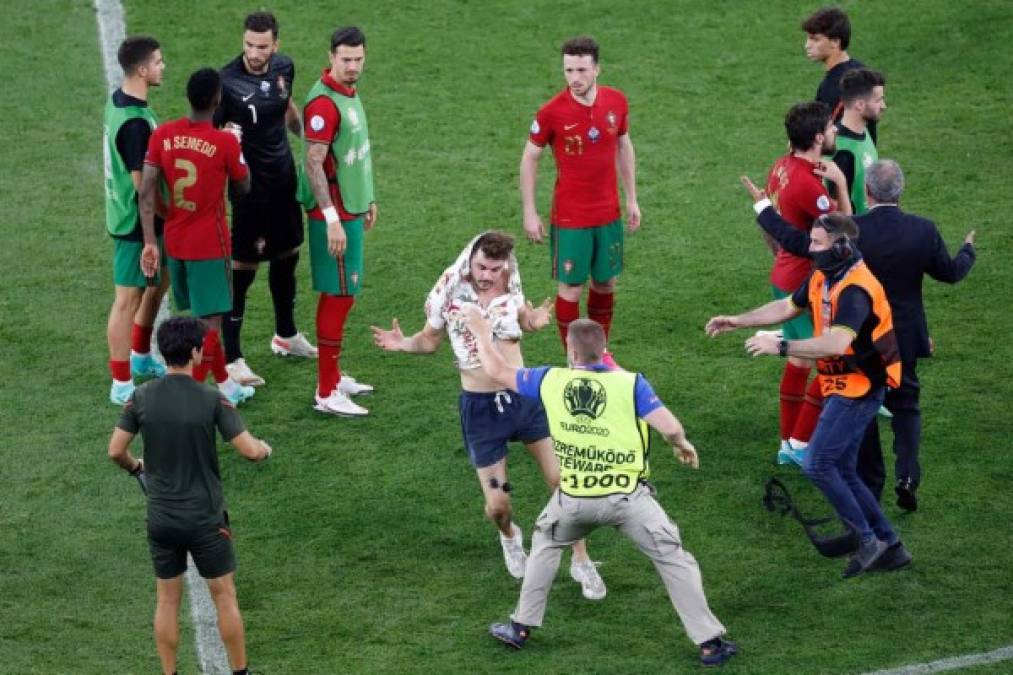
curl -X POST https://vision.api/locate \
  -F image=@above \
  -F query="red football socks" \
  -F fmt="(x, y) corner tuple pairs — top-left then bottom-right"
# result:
(792, 376), (825, 443)
(108, 359), (131, 382)
(587, 289), (614, 340)
(779, 361), (810, 440)
(131, 323), (154, 355)
(193, 328), (228, 384)
(555, 296), (580, 349)
(317, 294), (354, 397)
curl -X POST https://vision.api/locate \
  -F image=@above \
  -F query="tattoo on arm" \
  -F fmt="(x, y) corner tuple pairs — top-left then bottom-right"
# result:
(306, 142), (333, 210)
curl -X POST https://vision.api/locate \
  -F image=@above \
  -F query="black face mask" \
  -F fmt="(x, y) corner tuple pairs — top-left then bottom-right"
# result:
(813, 249), (848, 275)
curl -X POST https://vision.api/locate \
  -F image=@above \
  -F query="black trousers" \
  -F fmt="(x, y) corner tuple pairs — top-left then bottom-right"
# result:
(857, 359), (922, 501)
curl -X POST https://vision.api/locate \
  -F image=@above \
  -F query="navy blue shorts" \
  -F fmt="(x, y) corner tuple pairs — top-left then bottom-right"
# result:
(459, 390), (550, 469)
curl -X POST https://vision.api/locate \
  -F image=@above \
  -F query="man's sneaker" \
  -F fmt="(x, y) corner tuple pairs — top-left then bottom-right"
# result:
(776, 439), (793, 465)
(786, 447), (808, 468)
(500, 524), (527, 579)
(490, 621), (530, 649)
(895, 478), (918, 512)
(271, 332), (318, 358)
(338, 374), (374, 396)
(130, 352), (166, 378)
(842, 536), (888, 578)
(869, 541), (913, 572)
(314, 389), (368, 417)
(226, 358), (265, 387)
(601, 349), (623, 371)
(110, 379), (135, 405)
(219, 378), (255, 405)
(700, 636), (738, 667)
(569, 560), (606, 600)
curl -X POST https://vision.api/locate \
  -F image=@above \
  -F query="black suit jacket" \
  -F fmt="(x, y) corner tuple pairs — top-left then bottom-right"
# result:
(757, 204), (976, 360)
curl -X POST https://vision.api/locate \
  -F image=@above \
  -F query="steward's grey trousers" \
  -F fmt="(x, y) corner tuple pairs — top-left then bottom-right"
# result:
(512, 483), (726, 645)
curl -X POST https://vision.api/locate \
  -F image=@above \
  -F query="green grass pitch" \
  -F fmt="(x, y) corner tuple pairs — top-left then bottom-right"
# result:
(1, 0), (1011, 672)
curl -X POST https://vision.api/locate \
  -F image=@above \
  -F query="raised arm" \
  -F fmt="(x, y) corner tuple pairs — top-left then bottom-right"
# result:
(706, 298), (801, 337)
(926, 227), (976, 284)
(463, 306), (519, 391)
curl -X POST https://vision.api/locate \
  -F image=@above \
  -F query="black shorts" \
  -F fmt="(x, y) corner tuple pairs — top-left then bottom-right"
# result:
(459, 390), (550, 468)
(147, 513), (236, 580)
(231, 170), (304, 263)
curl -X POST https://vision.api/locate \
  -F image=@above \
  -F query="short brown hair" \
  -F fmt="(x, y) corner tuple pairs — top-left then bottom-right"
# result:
(561, 36), (599, 63)
(801, 7), (851, 50)
(470, 231), (514, 262)
(840, 68), (885, 103)
(813, 213), (859, 241)
(118, 36), (160, 75)
(567, 319), (606, 364)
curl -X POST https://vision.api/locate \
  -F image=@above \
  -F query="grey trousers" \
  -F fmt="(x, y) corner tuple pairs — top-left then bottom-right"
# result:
(512, 484), (727, 645)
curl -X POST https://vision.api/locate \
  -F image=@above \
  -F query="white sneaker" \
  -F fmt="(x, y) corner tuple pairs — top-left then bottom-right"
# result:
(339, 374), (374, 396)
(314, 389), (368, 417)
(570, 560), (607, 601)
(499, 524), (527, 579)
(226, 358), (265, 387)
(271, 332), (319, 358)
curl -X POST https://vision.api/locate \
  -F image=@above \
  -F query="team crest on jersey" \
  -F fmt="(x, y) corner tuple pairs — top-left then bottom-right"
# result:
(563, 377), (607, 419)
(259, 80), (271, 95)
(276, 75), (288, 98)
(816, 195), (831, 211)
(587, 126), (600, 143)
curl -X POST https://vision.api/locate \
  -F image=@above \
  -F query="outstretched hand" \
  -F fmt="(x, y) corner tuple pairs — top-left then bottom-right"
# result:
(705, 316), (739, 337)
(462, 303), (490, 336)
(740, 175), (767, 203)
(525, 297), (553, 331)
(371, 319), (405, 351)
(744, 332), (779, 357)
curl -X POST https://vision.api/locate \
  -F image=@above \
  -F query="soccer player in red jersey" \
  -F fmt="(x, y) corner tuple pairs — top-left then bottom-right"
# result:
(301, 26), (377, 417)
(520, 36), (640, 366)
(139, 68), (254, 405)
(761, 101), (851, 465)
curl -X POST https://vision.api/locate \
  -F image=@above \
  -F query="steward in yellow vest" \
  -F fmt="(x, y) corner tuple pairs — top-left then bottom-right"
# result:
(466, 310), (737, 667)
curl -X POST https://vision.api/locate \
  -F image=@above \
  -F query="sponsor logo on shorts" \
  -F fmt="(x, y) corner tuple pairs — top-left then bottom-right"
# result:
(563, 260), (574, 274)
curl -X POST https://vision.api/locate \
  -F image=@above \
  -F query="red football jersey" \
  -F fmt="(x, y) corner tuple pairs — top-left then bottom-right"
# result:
(529, 86), (629, 228)
(766, 154), (835, 291)
(145, 118), (248, 260)
(303, 70), (358, 222)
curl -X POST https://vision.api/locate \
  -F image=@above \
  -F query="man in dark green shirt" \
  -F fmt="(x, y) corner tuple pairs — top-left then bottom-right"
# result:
(109, 316), (272, 675)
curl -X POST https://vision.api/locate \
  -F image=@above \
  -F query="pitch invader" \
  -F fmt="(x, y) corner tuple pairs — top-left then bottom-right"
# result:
(214, 11), (317, 388)
(301, 26), (376, 417)
(520, 36), (640, 368)
(140, 68), (254, 405)
(103, 36), (171, 404)
(762, 102), (850, 465)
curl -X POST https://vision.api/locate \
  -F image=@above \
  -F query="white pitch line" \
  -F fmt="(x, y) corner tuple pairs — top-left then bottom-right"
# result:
(94, 2), (225, 672)
(863, 645), (1013, 675)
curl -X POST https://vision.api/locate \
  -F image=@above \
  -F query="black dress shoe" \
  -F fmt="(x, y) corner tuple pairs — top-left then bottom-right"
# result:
(895, 478), (918, 512)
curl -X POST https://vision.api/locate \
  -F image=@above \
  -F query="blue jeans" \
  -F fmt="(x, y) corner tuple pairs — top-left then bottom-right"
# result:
(803, 390), (898, 544)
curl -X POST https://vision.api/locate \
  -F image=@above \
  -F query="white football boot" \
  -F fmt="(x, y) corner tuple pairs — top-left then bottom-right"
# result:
(271, 332), (319, 358)
(314, 389), (368, 417)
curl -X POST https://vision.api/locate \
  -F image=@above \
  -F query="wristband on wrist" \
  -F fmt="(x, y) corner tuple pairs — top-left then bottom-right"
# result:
(778, 339), (789, 357)
(322, 206), (339, 224)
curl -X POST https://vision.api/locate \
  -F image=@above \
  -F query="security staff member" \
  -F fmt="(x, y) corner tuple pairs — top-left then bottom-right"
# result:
(465, 312), (737, 668)
(707, 214), (910, 578)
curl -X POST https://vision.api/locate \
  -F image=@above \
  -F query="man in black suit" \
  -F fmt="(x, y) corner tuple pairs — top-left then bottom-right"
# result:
(741, 159), (976, 511)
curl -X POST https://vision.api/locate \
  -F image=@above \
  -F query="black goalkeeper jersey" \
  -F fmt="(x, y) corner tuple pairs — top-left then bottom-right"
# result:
(215, 53), (296, 186)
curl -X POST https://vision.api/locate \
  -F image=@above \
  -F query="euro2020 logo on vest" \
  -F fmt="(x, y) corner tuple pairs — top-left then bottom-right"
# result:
(563, 378), (607, 419)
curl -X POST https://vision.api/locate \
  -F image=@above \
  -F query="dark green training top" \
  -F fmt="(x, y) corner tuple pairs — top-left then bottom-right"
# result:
(117, 374), (246, 530)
